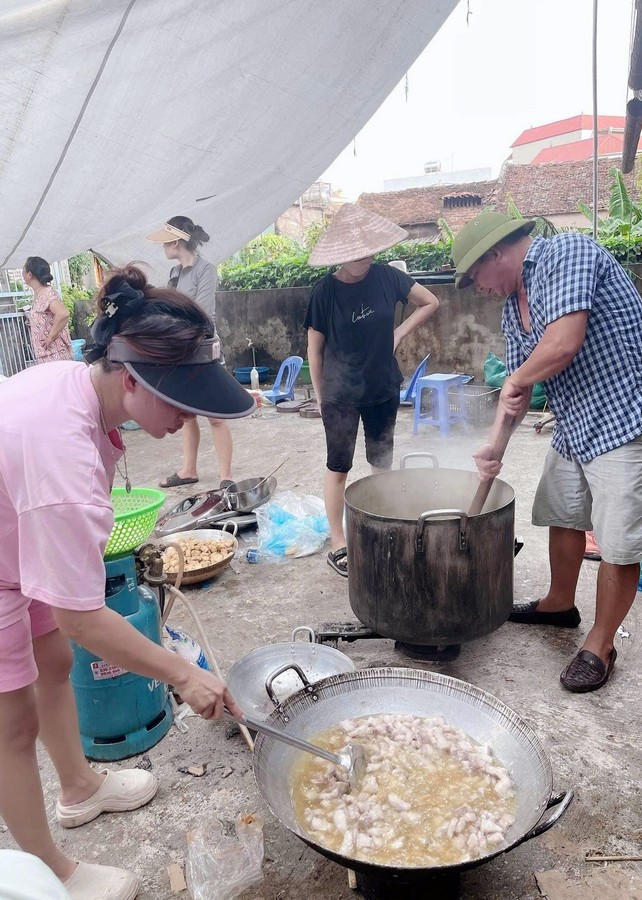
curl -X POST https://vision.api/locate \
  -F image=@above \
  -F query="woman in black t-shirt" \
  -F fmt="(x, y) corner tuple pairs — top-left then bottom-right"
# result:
(305, 204), (439, 577)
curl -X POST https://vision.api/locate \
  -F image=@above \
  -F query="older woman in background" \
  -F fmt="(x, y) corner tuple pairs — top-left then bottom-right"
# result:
(23, 257), (73, 364)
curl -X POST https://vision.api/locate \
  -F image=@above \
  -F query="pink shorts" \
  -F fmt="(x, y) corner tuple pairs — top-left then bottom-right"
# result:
(0, 600), (58, 693)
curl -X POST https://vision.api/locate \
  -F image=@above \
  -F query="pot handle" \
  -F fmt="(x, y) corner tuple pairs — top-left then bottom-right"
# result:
(219, 520), (238, 537)
(512, 790), (574, 848)
(291, 626), (316, 643)
(416, 509), (469, 553)
(400, 452), (440, 470)
(265, 663), (315, 709)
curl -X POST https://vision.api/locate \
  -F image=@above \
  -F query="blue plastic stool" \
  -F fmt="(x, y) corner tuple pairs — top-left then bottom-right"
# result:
(413, 374), (467, 437)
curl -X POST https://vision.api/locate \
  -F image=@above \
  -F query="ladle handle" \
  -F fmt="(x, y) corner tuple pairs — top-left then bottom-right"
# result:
(254, 457), (290, 489)
(468, 416), (515, 516)
(223, 710), (342, 768)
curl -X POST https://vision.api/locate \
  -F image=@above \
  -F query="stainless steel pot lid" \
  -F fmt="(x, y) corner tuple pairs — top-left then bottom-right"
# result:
(154, 490), (233, 536)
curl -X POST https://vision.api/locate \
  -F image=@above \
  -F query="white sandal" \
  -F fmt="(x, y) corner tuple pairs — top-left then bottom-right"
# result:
(56, 768), (158, 828)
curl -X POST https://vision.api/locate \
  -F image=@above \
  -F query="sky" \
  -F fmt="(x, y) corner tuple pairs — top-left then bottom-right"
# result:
(322, 0), (634, 199)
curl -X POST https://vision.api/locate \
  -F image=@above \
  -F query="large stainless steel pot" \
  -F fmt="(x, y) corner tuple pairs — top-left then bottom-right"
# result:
(225, 627), (355, 720)
(252, 668), (572, 883)
(344, 454), (515, 646)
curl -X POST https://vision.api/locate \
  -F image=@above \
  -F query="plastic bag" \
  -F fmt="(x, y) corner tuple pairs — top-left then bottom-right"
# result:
(483, 352), (508, 388)
(186, 812), (264, 900)
(483, 352), (547, 410)
(255, 491), (330, 562)
(164, 625), (210, 671)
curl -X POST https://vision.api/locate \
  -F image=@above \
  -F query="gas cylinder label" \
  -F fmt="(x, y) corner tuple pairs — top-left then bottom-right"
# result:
(90, 660), (128, 680)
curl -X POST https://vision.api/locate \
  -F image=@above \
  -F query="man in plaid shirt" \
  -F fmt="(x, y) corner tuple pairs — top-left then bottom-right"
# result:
(453, 211), (642, 693)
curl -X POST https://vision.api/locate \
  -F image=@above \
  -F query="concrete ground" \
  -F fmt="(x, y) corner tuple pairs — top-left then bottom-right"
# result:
(3, 397), (642, 899)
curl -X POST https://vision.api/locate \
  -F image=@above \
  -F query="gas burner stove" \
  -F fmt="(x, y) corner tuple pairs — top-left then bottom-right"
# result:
(316, 622), (461, 661)
(355, 869), (460, 899)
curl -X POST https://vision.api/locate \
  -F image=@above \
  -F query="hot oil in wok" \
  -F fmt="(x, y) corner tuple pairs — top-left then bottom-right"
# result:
(291, 714), (516, 867)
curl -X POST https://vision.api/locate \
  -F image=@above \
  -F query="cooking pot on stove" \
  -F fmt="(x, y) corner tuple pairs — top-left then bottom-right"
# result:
(344, 454), (515, 647)
(252, 667), (572, 889)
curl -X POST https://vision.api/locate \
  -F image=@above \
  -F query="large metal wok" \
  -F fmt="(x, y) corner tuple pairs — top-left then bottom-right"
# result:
(252, 668), (572, 885)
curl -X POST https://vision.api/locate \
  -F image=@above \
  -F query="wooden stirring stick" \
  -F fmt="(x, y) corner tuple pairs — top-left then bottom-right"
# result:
(468, 416), (516, 516)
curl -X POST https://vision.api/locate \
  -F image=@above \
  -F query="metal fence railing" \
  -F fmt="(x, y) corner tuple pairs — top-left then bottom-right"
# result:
(0, 294), (34, 376)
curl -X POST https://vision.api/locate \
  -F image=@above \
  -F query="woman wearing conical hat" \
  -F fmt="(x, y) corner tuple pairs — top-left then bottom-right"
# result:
(305, 203), (440, 577)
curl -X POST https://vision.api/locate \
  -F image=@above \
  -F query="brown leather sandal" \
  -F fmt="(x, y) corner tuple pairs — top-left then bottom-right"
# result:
(560, 648), (617, 693)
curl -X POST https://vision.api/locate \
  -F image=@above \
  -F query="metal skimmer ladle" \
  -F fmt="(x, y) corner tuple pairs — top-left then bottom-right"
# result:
(224, 710), (366, 786)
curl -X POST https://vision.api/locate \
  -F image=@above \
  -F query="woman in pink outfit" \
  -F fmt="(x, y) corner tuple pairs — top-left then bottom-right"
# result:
(0, 265), (254, 900)
(23, 256), (73, 363)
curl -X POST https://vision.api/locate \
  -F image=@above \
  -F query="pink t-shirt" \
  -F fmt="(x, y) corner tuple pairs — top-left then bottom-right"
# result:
(0, 362), (122, 628)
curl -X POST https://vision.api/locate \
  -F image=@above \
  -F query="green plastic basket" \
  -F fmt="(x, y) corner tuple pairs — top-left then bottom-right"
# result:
(104, 488), (166, 559)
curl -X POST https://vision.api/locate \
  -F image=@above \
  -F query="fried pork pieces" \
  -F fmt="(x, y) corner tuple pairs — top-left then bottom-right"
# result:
(292, 714), (516, 867)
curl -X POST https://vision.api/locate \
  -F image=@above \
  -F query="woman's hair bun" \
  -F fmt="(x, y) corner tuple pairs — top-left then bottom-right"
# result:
(191, 225), (210, 244)
(24, 256), (54, 285)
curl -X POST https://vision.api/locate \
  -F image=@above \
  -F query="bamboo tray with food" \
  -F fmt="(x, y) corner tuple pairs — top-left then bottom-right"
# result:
(158, 529), (238, 585)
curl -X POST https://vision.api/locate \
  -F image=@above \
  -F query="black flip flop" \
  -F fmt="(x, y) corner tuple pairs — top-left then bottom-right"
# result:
(327, 547), (348, 577)
(159, 473), (200, 488)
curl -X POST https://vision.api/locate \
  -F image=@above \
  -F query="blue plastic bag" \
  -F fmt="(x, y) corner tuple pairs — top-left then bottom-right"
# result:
(255, 492), (329, 562)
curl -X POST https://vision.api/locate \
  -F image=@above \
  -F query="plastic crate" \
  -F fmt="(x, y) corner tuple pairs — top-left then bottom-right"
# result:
(447, 384), (500, 427)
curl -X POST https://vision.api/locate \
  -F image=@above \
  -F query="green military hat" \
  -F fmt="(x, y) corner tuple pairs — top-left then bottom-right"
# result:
(453, 211), (536, 288)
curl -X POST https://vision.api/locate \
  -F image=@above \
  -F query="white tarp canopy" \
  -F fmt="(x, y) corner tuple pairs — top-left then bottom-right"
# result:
(0, 0), (457, 280)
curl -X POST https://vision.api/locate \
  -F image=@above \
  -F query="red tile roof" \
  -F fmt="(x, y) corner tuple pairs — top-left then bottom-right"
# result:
(531, 134), (632, 164)
(356, 157), (641, 227)
(358, 180), (496, 228)
(489, 157), (640, 216)
(512, 115), (626, 148)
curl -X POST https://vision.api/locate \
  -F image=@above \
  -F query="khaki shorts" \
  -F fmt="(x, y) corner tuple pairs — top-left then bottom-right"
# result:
(532, 437), (642, 565)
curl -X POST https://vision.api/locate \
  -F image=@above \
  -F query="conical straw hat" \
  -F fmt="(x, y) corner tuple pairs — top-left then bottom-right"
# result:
(308, 203), (408, 266)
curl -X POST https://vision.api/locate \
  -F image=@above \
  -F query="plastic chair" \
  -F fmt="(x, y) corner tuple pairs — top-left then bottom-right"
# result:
(399, 353), (431, 405)
(263, 356), (303, 404)
(413, 373), (468, 437)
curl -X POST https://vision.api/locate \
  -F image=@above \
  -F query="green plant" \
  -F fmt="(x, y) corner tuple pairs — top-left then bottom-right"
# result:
(437, 218), (454, 242)
(236, 234), (302, 266)
(577, 167), (642, 273)
(60, 284), (94, 337)
(68, 252), (92, 288)
(218, 239), (454, 291)
(303, 220), (329, 251)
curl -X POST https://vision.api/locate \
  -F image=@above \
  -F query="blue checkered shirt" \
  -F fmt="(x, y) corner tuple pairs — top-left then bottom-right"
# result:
(502, 234), (642, 462)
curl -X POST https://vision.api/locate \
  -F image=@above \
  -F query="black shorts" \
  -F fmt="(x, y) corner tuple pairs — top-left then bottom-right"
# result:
(321, 396), (399, 473)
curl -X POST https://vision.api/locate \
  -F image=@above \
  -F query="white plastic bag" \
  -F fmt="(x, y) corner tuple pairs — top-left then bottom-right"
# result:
(186, 812), (264, 900)
(255, 491), (330, 562)
(164, 625), (210, 671)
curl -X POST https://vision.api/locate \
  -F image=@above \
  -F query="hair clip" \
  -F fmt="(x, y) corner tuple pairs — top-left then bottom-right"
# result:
(105, 301), (118, 318)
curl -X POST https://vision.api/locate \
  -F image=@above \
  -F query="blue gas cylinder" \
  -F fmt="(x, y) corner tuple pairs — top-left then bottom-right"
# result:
(70, 554), (173, 760)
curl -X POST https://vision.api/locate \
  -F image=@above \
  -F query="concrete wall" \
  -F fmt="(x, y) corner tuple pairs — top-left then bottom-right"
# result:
(216, 283), (506, 379)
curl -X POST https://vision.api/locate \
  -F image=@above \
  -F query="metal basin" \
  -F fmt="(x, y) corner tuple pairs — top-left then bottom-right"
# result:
(252, 668), (572, 881)
(226, 627), (355, 720)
